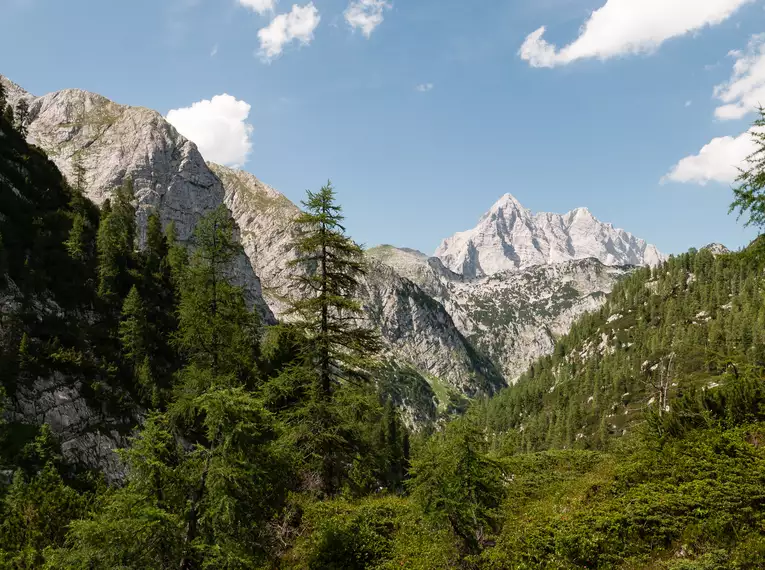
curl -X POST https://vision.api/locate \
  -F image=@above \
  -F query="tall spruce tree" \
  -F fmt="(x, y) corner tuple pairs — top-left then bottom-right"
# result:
(731, 107), (765, 230)
(14, 99), (29, 138)
(274, 182), (381, 495)
(96, 178), (136, 305)
(288, 182), (381, 388)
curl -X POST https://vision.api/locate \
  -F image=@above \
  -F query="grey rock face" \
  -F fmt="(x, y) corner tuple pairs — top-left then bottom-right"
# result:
(435, 193), (664, 278)
(1, 75), (273, 322)
(369, 246), (630, 381)
(701, 243), (731, 256)
(11, 373), (132, 482)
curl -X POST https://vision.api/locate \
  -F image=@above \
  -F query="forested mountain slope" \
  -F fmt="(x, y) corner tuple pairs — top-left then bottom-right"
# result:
(0, 99), (136, 477)
(474, 241), (765, 453)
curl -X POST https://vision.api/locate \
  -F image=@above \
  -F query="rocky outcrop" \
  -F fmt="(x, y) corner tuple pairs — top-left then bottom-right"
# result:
(10, 373), (132, 482)
(435, 193), (664, 278)
(369, 246), (630, 380)
(1, 75), (273, 322)
(701, 243), (731, 256)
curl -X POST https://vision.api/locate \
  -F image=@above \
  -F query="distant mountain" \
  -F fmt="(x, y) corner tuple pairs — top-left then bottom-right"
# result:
(435, 193), (664, 278)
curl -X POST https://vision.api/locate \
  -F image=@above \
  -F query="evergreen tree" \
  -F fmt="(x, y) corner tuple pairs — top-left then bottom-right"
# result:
(408, 419), (505, 554)
(96, 178), (136, 305)
(274, 182), (381, 495)
(119, 285), (154, 402)
(14, 99), (29, 138)
(173, 205), (259, 384)
(64, 212), (87, 262)
(3, 105), (14, 128)
(731, 107), (765, 230)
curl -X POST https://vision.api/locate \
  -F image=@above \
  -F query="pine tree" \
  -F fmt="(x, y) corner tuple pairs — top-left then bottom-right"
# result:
(288, 182), (380, 395)
(3, 105), (14, 127)
(274, 182), (381, 495)
(174, 205), (259, 383)
(408, 419), (505, 554)
(96, 178), (136, 304)
(170, 206), (267, 567)
(730, 107), (765, 230)
(119, 285), (150, 396)
(64, 213), (87, 262)
(14, 99), (29, 137)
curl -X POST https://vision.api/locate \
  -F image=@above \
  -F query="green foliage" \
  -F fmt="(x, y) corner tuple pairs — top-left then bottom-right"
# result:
(408, 418), (506, 554)
(474, 243), (765, 454)
(14, 99), (29, 138)
(284, 495), (459, 570)
(730, 107), (765, 230)
(0, 426), (89, 568)
(286, 181), (381, 394)
(96, 178), (136, 305)
(270, 182), (387, 496)
(480, 426), (765, 569)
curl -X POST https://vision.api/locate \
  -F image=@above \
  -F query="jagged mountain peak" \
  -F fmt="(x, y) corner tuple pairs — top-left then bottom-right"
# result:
(435, 193), (664, 278)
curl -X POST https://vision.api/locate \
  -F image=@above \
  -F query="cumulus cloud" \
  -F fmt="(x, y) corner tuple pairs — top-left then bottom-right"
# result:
(258, 3), (320, 60)
(166, 94), (254, 168)
(714, 34), (765, 120)
(519, 0), (755, 68)
(662, 128), (761, 185)
(344, 0), (390, 37)
(415, 83), (434, 92)
(239, 0), (275, 15)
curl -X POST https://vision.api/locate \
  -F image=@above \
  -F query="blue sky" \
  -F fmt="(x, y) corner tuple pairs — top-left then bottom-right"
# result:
(1, 0), (763, 255)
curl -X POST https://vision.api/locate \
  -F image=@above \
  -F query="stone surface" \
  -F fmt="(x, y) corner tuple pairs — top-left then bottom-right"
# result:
(368, 246), (630, 380)
(435, 193), (664, 278)
(1, 75), (273, 322)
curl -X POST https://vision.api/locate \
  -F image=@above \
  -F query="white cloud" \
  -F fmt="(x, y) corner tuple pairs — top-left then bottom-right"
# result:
(714, 34), (765, 120)
(519, 0), (755, 68)
(685, 100), (693, 107)
(415, 83), (434, 92)
(258, 3), (320, 61)
(344, 0), (390, 37)
(239, 0), (275, 15)
(210, 44), (219, 57)
(662, 127), (761, 185)
(166, 94), (254, 168)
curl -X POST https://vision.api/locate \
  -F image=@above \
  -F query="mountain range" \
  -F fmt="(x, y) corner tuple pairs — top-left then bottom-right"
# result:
(0, 74), (663, 435)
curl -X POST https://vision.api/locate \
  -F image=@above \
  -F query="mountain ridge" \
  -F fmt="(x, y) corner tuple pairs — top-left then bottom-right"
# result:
(435, 192), (664, 278)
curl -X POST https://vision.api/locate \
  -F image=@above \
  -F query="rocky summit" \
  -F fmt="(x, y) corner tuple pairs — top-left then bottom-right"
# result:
(435, 193), (664, 278)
